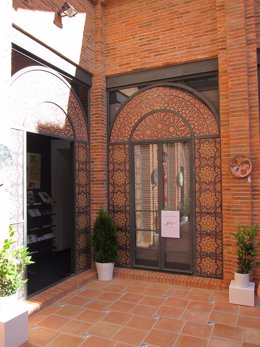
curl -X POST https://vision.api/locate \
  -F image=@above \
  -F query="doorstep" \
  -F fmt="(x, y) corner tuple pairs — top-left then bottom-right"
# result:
(26, 268), (227, 316)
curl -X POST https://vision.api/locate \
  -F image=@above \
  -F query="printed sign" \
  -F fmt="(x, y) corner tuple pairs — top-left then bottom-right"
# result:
(161, 210), (180, 238)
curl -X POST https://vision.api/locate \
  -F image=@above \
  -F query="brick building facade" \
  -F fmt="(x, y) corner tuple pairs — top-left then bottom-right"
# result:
(1, 0), (260, 293)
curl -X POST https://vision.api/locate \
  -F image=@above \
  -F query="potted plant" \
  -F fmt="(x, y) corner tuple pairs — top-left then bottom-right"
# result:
(0, 226), (34, 346)
(92, 209), (119, 281)
(0, 226), (34, 302)
(232, 224), (260, 288)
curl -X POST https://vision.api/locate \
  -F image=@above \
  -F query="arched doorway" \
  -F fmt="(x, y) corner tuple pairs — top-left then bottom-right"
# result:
(10, 66), (90, 293)
(109, 85), (223, 278)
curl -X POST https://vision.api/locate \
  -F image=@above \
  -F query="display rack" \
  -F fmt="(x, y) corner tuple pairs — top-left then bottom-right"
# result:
(27, 190), (56, 254)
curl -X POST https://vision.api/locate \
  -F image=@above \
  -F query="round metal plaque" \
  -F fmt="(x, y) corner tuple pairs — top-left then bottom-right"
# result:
(229, 155), (252, 178)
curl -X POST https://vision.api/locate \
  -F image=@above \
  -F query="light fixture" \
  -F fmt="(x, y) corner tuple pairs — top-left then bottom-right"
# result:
(58, 2), (78, 18)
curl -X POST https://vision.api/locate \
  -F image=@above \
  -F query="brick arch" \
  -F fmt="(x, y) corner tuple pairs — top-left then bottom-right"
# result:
(110, 86), (219, 142)
(109, 85), (223, 278)
(11, 66), (90, 273)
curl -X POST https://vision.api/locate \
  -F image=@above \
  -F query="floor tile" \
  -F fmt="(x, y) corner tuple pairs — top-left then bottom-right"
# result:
(124, 284), (148, 294)
(88, 320), (121, 339)
(86, 299), (111, 311)
(143, 287), (168, 297)
(208, 336), (242, 347)
(237, 316), (260, 329)
(165, 297), (189, 308)
(167, 287), (191, 299)
(54, 304), (85, 317)
(37, 314), (69, 329)
(187, 289), (211, 302)
(213, 323), (243, 340)
(47, 333), (84, 347)
(210, 310), (238, 326)
(79, 288), (100, 298)
(244, 327), (260, 345)
(119, 292), (144, 304)
(97, 291), (121, 302)
(175, 335), (208, 347)
(59, 319), (92, 336)
(130, 304), (157, 317)
(155, 317), (185, 333)
(144, 328), (177, 347)
(187, 301), (213, 313)
(77, 335), (115, 347)
(239, 306), (260, 318)
(102, 311), (132, 325)
(27, 326), (59, 346)
(126, 315), (156, 330)
(181, 309), (210, 324)
(62, 295), (89, 306)
(113, 326), (147, 345)
(156, 305), (184, 319)
(182, 321), (213, 338)
(139, 296), (164, 307)
(213, 302), (239, 314)
(76, 309), (105, 323)
(25, 272), (260, 347)
(109, 301), (136, 313)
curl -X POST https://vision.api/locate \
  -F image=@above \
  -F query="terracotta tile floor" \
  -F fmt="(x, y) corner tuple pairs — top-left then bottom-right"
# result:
(21, 271), (260, 347)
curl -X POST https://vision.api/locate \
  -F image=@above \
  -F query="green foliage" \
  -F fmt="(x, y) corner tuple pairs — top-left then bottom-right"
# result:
(92, 209), (119, 263)
(0, 226), (34, 296)
(232, 224), (260, 274)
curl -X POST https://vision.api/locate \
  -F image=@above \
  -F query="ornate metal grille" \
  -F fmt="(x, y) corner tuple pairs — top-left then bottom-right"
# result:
(109, 85), (222, 277)
(195, 138), (223, 277)
(11, 66), (91, 275)
(75, 142), (91, 271)
(109, 144), (130, 266)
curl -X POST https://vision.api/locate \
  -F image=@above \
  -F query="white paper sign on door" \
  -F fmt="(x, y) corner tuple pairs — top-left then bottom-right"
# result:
(161, 210), (180, 238)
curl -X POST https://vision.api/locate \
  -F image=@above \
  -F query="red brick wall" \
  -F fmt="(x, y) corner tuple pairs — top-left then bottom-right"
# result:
(104, 0), (218, 75)
(11, 0), (260, 283)
(103, 0), (260, 284)
(90, 1), (108, 225)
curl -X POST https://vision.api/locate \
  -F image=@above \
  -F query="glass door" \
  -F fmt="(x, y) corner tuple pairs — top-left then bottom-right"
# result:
(133, 142), (193, 273)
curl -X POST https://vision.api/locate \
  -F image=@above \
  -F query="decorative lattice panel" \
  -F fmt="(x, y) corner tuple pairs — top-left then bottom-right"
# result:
(75, 142), (91, 271)
(195, 138), (223, 277)
(109, 144), (130, 266)
(132, 111), (191, 140)
(111, 87), (219, 142)
(11, 66), (90, 273)
(109, 86), (222, 277)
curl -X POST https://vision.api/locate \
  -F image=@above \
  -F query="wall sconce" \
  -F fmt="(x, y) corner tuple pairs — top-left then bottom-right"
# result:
(58, 2), (78, 18)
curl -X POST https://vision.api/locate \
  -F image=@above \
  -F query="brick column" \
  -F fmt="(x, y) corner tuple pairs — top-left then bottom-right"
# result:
(90, 0), (107, 225)
(218, 0), (260, 284)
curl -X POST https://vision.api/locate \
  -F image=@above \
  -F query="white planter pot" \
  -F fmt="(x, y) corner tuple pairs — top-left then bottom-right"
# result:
(234, 271), (250, 288)
(0, 293), (18, 309)
(0, 293), (28, 347)
(95, 262), (114, 281)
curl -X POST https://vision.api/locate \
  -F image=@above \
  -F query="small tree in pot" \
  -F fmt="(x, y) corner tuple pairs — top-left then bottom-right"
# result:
(232, 224), (260, 288)
(92, 209), (119, 281)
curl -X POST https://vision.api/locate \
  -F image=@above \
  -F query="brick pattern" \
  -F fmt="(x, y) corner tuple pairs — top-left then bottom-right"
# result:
(90, 1), (108, 226)
(103, 0), (260, 284)
(10, 0), (260, 286)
